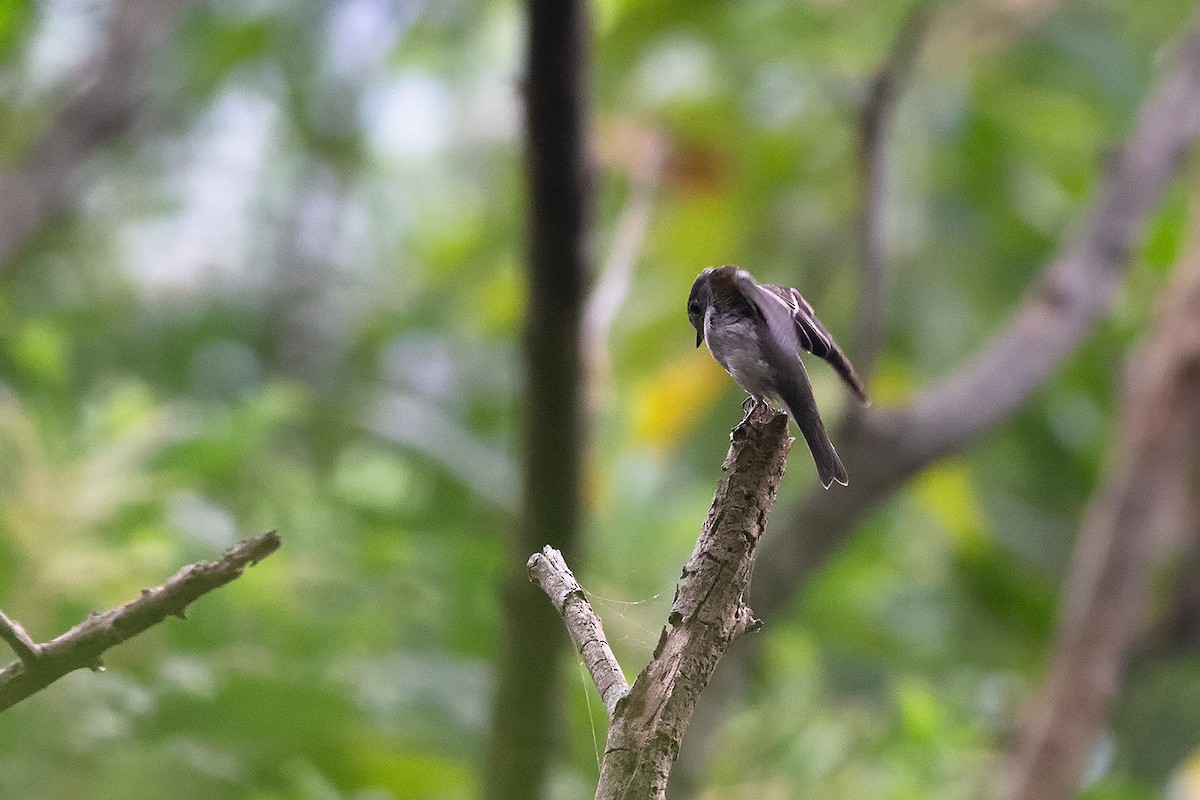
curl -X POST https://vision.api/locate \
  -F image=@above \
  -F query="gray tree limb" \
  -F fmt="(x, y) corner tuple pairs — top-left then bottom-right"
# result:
(1000, 196), (1200, 800)
(528, 547), (628, 715)
(675, 16), (1200, 791)
(533, 403), (792, 799)
(0, 610), (40, 665)
(0, 531), (281, 712)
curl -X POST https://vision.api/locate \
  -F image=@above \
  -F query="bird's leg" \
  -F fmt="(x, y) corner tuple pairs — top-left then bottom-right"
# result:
(733, 395), (759, 432)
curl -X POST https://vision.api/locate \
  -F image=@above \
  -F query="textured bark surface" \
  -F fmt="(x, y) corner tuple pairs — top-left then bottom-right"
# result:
(528, 546), (628, 715)
(0, 531), (281, 712)
(529, 404), (792, 798)
(593, 403), (791, 800)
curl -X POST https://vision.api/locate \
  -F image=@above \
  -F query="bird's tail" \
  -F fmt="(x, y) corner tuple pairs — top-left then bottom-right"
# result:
(793, 406), (848, 488)
(777, 367), (849, 488)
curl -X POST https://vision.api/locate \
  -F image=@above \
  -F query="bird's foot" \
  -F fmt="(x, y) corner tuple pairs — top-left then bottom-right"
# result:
(733, 396), (760, 433)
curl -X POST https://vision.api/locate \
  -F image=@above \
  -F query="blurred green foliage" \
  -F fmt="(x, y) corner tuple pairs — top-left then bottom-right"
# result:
(0, 0), (1198, 798)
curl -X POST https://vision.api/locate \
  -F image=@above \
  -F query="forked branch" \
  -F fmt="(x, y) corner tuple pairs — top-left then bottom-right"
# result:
(0, 530), (281, 712)
(531, 403), (792, 799)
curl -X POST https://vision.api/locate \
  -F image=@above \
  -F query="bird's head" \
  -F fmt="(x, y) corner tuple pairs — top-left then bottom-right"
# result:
(687, 268), (716, 347)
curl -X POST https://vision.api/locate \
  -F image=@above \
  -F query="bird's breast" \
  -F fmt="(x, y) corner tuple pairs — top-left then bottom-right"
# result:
(704, 310), (776, 399)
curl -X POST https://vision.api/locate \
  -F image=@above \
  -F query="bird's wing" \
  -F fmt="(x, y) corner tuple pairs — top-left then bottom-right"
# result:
(759, 283), (835, 358)
(731, 269), (804, 354)
(757, 278), (870, 405)
(731, 270), (848, 487)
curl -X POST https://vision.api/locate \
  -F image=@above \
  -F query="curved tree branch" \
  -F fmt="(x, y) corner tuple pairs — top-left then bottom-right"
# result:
(672, 20), (1200, 789)
(752, 14), (1200, 619)
(0, 531), (281, 712)
(1000, 193), (1200, 800)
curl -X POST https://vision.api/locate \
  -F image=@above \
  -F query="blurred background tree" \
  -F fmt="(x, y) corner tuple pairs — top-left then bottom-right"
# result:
(0, 1), (1199, 799)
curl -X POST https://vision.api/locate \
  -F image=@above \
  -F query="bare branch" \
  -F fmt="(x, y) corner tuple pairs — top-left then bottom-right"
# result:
(1000, 196), (1200, 800)
(533, 405), (791, 797)
(528, 547), (628, 715)
(0, 531), (281, 713)
(903, 22), (1200, 458)
(0, 0), (191, 268)
(855, 1), (934, 375)
(591, 403), (791, 799)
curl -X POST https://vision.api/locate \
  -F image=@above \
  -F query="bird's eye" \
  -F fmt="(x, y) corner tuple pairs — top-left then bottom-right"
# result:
(688, 301), (701, 316)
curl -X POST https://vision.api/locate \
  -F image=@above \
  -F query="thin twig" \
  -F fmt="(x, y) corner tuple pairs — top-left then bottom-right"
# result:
(528, 547), (628, 715)
(0, 610), (40, 665)
(0, 531), (281, 712)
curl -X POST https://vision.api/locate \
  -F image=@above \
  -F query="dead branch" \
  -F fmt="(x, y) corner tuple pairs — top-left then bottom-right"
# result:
(528, 546), (628, 715)
(532, 403), (792, 799)
(0, 531), (281, 712)
(0, 611), (41, 665)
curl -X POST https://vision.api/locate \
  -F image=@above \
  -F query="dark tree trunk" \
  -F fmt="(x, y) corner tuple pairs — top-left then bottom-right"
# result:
(484, 1), (594, 798)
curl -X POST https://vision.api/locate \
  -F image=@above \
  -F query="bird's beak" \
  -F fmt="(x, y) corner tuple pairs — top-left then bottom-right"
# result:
(695, 329), (704, 348)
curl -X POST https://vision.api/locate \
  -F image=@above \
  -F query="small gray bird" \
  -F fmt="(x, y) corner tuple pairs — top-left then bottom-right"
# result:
(687, 265), (868, 488)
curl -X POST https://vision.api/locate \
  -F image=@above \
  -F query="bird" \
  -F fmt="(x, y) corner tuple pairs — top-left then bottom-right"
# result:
(687, 265), (868, 488)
